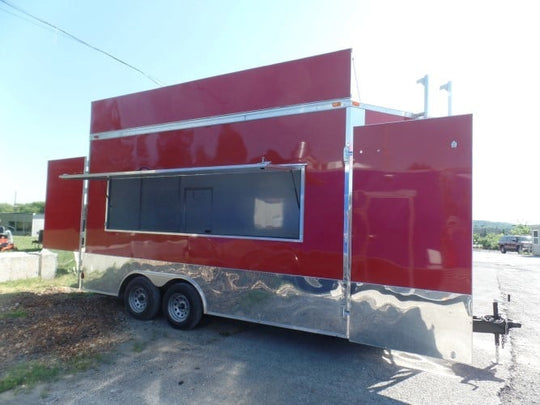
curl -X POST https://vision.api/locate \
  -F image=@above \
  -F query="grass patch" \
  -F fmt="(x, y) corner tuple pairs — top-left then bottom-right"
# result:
(12, 235), (41, 252)
(0, 353), (105, 393)
(0, 362), (61, 393)
(0, 309), (27, 319)
(0, 273), (78, 294)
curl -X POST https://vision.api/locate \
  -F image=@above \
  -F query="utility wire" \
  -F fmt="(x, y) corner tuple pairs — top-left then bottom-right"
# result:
(0, 0), (164, 86)
(0, 3), (58, 35)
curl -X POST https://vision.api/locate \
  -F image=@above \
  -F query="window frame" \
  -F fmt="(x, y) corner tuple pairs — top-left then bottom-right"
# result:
(103, 163), (305, 242)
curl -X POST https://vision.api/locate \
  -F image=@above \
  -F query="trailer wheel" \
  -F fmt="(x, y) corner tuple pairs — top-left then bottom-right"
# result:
(162, 283), (203, 330)
(124, 277), (161, 320)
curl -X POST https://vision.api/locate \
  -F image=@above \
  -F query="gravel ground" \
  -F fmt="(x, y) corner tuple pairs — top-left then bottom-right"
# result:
(474, 250), (540, 404)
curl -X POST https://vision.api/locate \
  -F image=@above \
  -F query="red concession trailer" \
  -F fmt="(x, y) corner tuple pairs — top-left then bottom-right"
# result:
(44, 49), (516, 363)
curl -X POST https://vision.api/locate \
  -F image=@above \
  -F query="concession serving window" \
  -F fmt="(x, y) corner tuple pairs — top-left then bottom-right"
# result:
(62, 163), (305, 241)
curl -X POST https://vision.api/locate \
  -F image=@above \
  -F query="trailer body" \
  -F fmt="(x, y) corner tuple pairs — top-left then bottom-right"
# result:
(45, 49), (473, 362)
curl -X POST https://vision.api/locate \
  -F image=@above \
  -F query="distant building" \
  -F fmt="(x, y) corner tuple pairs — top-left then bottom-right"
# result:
(0, 212), (44, 237)
(532, 226), (540, 256)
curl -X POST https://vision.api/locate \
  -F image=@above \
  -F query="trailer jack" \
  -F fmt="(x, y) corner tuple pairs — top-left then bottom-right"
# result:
(473, 300), (521, 350)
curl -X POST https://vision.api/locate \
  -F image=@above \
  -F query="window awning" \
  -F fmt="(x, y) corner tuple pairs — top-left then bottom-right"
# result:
(60, 162), (305, 180)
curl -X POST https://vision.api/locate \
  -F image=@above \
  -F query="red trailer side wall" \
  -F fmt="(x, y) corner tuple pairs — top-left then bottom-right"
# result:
(86, 111), (345, 279)
(85, 50), (353, 281)
(43, 157), (85, 251)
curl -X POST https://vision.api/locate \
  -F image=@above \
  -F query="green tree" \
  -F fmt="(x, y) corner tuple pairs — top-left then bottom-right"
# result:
(510, 224), (530, 235)
(0, 202), (45, 214)
(473, 232), (502, 250)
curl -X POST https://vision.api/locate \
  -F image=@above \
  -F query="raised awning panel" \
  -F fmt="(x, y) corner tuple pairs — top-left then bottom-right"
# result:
(90, 49), (352, 134)
(44, 157), (85, 251)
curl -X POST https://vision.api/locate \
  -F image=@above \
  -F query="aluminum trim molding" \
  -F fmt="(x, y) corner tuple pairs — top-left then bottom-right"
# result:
(102, 228), (305, 243)
(60, 162), (306, 181)
(91, 98), (356, 141)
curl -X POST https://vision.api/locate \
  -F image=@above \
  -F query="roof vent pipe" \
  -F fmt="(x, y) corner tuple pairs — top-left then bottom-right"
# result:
(416, 74), (430, 118)
(440, 81), (453, 116)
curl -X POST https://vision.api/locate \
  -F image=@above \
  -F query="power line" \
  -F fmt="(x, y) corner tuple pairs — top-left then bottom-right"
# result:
(0, 0), (164, 86)
(0, 3), (58, 35)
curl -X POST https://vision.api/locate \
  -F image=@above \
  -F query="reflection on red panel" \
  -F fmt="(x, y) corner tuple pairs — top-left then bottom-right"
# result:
(44, 157), (85, 251)
(91, 49), (352, 134)
(352, 115), (472, 294)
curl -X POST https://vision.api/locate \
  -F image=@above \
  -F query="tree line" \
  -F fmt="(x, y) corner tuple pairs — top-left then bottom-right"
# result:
(0, 202), (45, 214)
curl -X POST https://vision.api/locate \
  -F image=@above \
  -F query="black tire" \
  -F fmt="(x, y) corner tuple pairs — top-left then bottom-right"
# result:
(516, 245), (521, 254)
(124, 276), (161, 320)
(162, 283), (203, 330)
(500, 246), (506, 254)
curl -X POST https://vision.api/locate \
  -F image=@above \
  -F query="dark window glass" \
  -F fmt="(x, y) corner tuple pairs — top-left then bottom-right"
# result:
(184, 187), (213, 234)
(140, 177), (182, 232)
(107, 178), (141, 230)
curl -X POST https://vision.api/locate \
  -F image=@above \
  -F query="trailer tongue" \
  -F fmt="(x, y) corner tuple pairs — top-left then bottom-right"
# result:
(44, 49), (520, 363)
(474, 300), (522, 354)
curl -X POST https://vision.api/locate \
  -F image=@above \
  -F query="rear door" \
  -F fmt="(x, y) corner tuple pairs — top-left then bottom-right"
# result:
(349, 114), (473, 362)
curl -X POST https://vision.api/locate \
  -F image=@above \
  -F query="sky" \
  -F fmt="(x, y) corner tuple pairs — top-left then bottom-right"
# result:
(0, 0), (539, 224)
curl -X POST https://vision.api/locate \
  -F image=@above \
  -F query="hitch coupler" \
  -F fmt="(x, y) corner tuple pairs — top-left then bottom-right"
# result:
(473, 301), (521, 347)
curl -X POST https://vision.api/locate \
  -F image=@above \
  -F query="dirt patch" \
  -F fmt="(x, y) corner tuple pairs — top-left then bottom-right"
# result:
(0, 287), (131, 377)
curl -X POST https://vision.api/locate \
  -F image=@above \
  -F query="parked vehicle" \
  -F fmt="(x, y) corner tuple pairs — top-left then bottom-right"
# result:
(44, 49), (519, 363)
(499, 235), (533, 254)
(0, 226), (15, 252)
